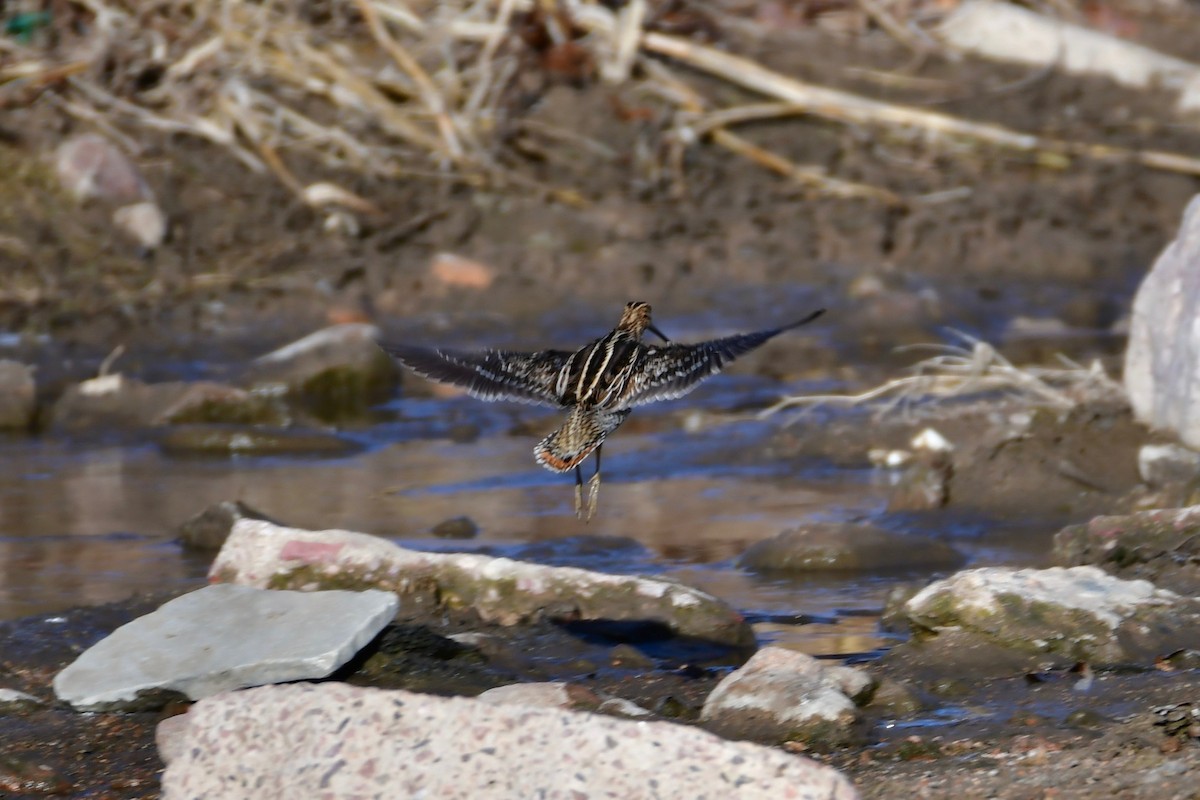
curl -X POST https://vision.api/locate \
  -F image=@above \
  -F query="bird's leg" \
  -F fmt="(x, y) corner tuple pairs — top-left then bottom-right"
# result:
(574, 465), (585, 519)
(585, 445), (603, 521)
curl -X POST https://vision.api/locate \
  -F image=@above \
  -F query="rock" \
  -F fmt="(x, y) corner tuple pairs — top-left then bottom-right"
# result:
(0, 360), (35, 430)
(938, 0), (1200, 115)
(899, 566), (1200, 669)
(597, 696), (654, 718)
(158, 425), (361, 458)
(609, 643), (656, 669)
(54, 134), (151, 203)
(243, 324), (400, 422)
(53, 584), (398, 711)
(1126, 196), (1200, 448)
(1004, 315), (1072, 340)
(864, 677), (924, 717)
(886, 454), (953, 510)
(154, 382), (289, 427)
(49, 375), (267, 434)
(879, 582), (924, 632)
(737, 522), (963, 573)
(0, 688), (42, 712)
(160, 683), (858, 799)
(176, 500), (282, 551)
(700, 647), (874, 748)
(1054, 506), (1200, 596)
(1138, 444), (1200, 486)
(887, 429), (954, 511)
(476, 681), (602, 711)
(211, 519), (755, 647)
(429, 252), (496, 290)
(0, 754), (73, 796)
(156, 714), (191, 766)
(49, 374), (177, 432)
(430, 515), (479, 539)
(113, 201), (167, 250)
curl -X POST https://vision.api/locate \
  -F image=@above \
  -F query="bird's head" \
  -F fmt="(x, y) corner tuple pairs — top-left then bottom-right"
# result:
(617, 301), (670, 342)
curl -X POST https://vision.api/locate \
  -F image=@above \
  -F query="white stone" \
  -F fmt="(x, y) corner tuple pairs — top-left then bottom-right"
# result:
(1138, 443), (1200, 486)
(0, 688), (42, 708)
(1126, 196), (1200, 447)
(113, 201), (167, 250)
(703, 648), (858, 723)
(476, 681), (592, 710)
(597, 696), (653, 718)
(939, 0), (1200, 115)
(700, 647), (870, 746)
(253, 323), (380, 365)
(906, 566), (1178, 631)
(78, 373), (124, 397)
(911, 427), (952, 452)
(53, 584), (398, 710)
(161, 683), (859, 799)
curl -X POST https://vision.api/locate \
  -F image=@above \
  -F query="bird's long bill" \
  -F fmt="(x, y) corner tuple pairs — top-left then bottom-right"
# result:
(793, 308), (826, 327)
(648, 324), (671, 343)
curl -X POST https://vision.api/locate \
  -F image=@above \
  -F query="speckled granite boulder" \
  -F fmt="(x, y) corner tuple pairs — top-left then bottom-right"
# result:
(899, 566), (1200, 668)
(54, 585), (398, 711)
(211, 520), (754, 646)
(701, 647), (875, 748)
(160, 683), (858, 799)
(1054, 506), (1200, 596)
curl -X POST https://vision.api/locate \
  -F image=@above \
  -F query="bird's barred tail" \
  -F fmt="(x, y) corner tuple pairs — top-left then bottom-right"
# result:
(534, 407), (631, 473)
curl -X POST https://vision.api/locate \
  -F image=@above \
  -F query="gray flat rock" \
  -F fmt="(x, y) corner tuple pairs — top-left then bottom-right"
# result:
(53, 585), (398, 711)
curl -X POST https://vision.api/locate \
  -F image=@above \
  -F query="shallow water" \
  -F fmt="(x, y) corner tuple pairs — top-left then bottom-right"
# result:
(0, 302), (1120, 657)
(0, 356), (1068, 660)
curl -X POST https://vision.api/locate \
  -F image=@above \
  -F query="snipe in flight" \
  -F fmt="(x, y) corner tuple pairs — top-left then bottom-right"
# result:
(384, 302), (825, 520)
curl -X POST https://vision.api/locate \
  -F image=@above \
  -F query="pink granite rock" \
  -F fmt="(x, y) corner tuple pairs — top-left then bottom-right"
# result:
(161, 683), (858, 799)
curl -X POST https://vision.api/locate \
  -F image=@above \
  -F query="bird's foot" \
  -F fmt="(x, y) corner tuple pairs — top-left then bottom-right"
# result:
(585, 473), (601, 522)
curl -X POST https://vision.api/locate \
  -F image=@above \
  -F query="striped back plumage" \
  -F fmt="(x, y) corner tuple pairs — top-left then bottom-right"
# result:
(555, 330), (643, 409)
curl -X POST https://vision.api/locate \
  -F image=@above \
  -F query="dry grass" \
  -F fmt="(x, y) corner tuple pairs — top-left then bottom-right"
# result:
(4, 0), (1200, 209)
(761, 331), (1126, 421)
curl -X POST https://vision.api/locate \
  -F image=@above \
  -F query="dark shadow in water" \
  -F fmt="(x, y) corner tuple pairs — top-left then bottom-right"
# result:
(554, 618), (752, 668)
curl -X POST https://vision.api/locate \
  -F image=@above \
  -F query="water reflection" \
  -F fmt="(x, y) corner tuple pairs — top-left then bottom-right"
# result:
(0, 382), (1046, 658)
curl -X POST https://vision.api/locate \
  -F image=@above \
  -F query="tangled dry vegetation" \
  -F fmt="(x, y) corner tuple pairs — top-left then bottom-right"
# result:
(762, 331), (1128, 420)
(3, 0), (1200, 214)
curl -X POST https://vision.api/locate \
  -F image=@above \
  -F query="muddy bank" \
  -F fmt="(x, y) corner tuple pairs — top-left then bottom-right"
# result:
(2, 4), (1200, 362)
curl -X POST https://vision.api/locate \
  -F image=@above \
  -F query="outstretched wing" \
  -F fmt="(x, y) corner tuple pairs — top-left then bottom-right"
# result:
(382, 343), (571, 406)
(623, 309), (825, 407)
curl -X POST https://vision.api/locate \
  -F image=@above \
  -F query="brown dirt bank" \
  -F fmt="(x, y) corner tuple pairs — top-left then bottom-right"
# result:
(2, 2), (1200, 367)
